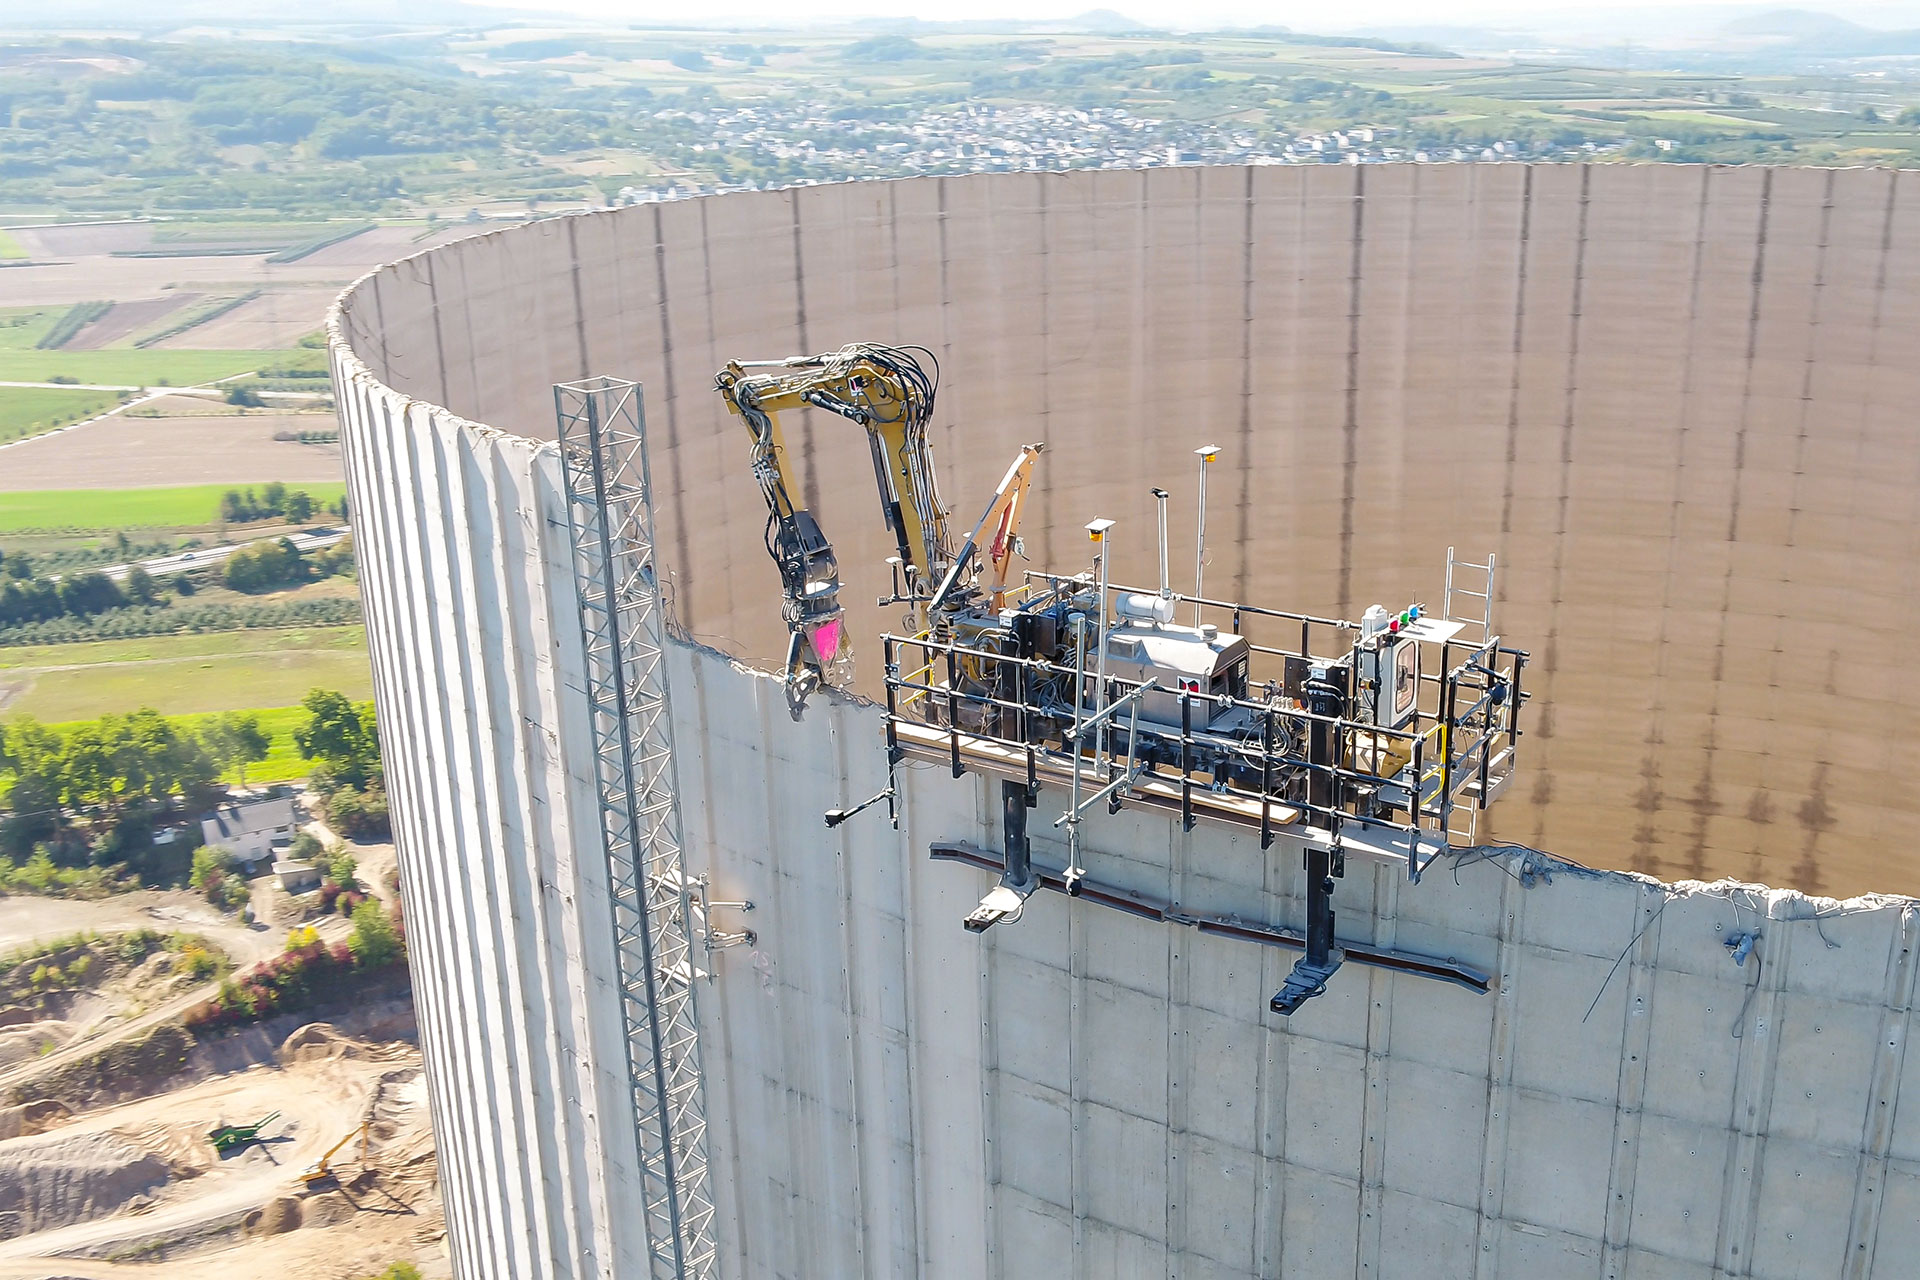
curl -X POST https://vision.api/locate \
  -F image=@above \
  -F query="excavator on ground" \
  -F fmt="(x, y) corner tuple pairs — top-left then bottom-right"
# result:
(298, 1120), (369, 1192)
(715, 343), (1042, 716)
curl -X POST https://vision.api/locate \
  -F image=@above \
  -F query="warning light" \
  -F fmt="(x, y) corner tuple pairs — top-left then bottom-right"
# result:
(1388, 619), (1400, 633)
(1409, 605), (1421, 621)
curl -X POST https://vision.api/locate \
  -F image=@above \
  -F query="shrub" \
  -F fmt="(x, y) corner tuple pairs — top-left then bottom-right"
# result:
(116, 928), (162, 963)
(181, 944), (217, 980)
(348, 899), (401, 969)
(287, 831), (323, 861)
(323, 785), (389, 840)
(183, 936), (363, 1035)
(190, 847), (250, 912)
(321, 846), (358, 892)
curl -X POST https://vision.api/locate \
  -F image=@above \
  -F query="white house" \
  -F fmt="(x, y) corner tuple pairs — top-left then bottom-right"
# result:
(200, 797), (299, 868)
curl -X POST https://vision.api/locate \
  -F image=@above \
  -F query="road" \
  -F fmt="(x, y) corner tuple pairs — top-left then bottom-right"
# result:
(51, 527), (347, 584)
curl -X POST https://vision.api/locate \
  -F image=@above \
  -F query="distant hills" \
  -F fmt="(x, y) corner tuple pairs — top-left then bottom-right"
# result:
(1714, 8), (1920, 57)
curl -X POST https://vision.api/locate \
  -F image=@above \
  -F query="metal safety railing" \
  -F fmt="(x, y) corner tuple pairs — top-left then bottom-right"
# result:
(882, 576), (1526, 881)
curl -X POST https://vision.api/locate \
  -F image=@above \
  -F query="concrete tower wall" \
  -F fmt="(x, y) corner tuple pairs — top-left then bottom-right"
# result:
(340, 163), (1920, 899)
(329, 166), (1920, 1280)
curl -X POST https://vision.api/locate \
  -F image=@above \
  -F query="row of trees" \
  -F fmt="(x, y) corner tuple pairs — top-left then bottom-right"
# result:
(0, 690), (379, 870)
(0, 535), (354, 632)
(218, 482), (345, 525)
(0, 566), (164, 627)
(223, 534), (353, 594)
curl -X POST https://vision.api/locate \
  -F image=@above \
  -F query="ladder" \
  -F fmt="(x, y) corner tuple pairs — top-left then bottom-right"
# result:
(1442, 547), (1496, 643)
(1440, 548), (1500, 847)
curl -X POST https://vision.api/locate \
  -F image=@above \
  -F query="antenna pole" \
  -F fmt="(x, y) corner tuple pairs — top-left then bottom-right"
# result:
(1152, 487), (1170, 600)
(1193, 446), (1219, 626)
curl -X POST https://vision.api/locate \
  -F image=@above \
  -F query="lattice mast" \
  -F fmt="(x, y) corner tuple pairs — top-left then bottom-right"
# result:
(556, 378), (717, 1280)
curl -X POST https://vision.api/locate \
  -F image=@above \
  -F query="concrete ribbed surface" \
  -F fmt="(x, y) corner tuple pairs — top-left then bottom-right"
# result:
(338, 163), (1920, 898)
(329, 165), (1920, 1280)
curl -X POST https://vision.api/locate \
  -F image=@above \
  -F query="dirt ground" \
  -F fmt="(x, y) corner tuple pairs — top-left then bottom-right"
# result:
(154, 287), (340, 350)
(0, 891), (285, 968)
(10, 225), (154, 258)
(0, 886), (446, 1278)
(0, 406), (342, 490)
(0, 1022), (446, 1279)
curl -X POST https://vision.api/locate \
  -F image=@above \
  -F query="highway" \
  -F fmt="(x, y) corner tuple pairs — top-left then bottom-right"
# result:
(54, 528), (348, 584)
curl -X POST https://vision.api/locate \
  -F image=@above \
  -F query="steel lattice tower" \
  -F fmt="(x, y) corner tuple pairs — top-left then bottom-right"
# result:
(556, 378), (717, 1280)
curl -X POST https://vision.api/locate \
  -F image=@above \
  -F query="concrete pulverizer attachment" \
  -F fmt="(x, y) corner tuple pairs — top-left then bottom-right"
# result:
(556, 377), (718, 1280)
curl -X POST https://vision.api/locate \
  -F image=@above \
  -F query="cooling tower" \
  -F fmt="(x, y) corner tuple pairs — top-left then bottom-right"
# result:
(331, 165), (1920, 1280)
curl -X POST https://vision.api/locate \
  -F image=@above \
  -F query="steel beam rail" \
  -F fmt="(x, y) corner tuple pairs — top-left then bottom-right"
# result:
(556, 377), (717, 1280)
(928, 843), (1490, 995)
(883, 621), (1524, 879)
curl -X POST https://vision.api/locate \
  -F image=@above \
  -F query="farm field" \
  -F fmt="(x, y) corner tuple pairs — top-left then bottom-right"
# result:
(0, 348), (301, 387)
(0, 305), (60, 347)
(161, 703), (321, 783)
(0, 481), (346, 532)
(0, 385), (124, 444)
(0, 623), (371, 723)
(151, 286), (336, 349)
(0, 402), (341, 490)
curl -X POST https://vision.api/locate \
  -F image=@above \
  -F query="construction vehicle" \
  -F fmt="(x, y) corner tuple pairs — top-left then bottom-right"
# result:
(298, 1120), (369, 1191)
(207, 1112), (279, 1155)
(717, 343), (1528, 1015)
(715, 342), (1043, 716)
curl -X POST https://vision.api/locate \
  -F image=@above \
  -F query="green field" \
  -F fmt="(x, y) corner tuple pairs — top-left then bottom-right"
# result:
(45, 704), (321, 785)
(0, 231), (23, 261)
(0, 482), (347, 532)
(0, 349), (304, 388)
(0, 624), (370, 723)
(0, 307), (59, 349)
(0, 386), (124, 444)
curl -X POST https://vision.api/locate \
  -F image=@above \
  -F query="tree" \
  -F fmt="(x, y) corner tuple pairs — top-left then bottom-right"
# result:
(123, 565), (159, 606)
(204, 711), (271, 788)
(348, 898), (401, 969)
(1900, 106), (1920, 126)
(294, 689), (379, 788)
(262, 481), (287, 514)
(224, 537), (305, 592)
(225, 385), (264, 408)
(285, 490), (314, 523)
(56, 572), (124, 617)
(219, 489), (249, 523)
(2, 554), (28, 581)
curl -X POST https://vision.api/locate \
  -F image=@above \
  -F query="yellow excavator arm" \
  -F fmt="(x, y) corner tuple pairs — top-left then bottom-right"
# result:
(715, 344), (947, 704)
(716, 342), (1044, 716)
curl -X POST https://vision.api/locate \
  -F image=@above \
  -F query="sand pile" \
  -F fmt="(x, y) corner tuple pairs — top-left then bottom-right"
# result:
(279, 1023), (411, 1067)
(0, 1021), (75, 1068)
(0, 1100), (71, 1141)
(301, 1189), (355, 1227)
(0, 1129), (171, 1238)
(244, 1195), (303, 1237)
